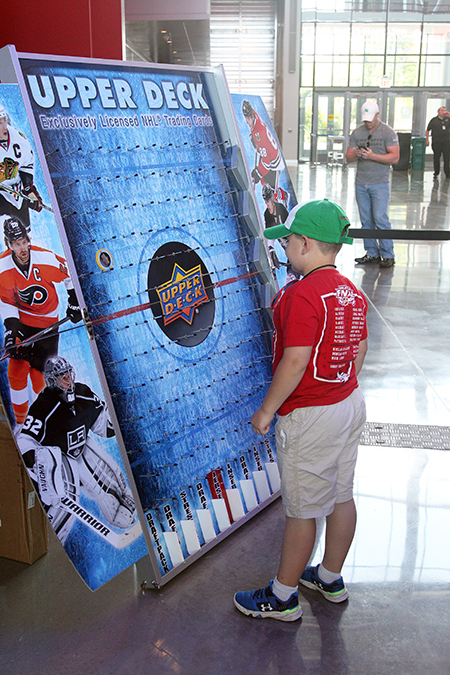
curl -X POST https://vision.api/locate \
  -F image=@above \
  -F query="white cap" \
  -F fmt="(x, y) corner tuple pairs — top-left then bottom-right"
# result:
(361, 101), (379, 122)
(0, 105), (8, 121)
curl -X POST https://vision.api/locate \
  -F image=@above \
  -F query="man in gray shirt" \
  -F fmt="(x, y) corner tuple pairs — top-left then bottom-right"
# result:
(346, 101), (399, 268)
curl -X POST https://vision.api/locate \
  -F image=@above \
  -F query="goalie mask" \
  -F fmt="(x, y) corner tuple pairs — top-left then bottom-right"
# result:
(44, 356), (76, 403)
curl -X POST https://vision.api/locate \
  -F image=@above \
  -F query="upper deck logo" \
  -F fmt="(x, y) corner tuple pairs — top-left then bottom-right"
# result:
(148, 241), (215, 347)
(156, 262), (208, 326)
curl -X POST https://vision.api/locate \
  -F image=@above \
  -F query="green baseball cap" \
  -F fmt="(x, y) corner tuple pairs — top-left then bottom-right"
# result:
(264, 199), (353, 245)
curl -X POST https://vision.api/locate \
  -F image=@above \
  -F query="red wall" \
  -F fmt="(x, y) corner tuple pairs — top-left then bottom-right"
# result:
(0, 0), (123, 60)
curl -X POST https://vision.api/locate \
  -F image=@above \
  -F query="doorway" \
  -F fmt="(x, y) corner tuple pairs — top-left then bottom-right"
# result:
(302, 87), (450, 164)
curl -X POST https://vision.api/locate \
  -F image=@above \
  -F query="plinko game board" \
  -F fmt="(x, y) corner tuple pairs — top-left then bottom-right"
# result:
(0, 45), (281, 588)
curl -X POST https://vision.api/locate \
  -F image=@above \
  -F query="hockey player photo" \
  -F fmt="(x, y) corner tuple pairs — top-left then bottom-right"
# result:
(17, 355), (138, 546)
(241, 99), (289, 208)
(232, 94), (298, 289)
(0, 217), (82, 430)
(262, 184), (299, 285)
(263, 183), (289, 230)
(0, 102), (44, 230)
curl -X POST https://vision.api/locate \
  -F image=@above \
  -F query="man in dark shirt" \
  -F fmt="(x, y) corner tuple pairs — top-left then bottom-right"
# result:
(426, 106), (450, 178)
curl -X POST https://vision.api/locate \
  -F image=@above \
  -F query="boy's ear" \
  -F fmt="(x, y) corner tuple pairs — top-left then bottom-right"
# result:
(300, 235), (311, 251)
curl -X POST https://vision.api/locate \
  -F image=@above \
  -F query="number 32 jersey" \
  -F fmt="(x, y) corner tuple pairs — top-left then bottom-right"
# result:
(20, 383), (114, 465)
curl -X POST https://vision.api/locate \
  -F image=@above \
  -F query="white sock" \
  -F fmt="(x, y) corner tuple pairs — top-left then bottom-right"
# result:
(318, 563), (341, 584)
(272, 576), (298, 602)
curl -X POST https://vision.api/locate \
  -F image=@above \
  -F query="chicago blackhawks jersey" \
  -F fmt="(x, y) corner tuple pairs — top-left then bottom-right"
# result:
(19, 383), (114, 465)
(0, 245), (72, 328)
(249, 111), (285, 177)
(0, 125), (34, 209)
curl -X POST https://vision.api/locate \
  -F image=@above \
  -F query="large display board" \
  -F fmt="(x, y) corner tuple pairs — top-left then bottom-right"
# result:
(0, 46), (280, 588)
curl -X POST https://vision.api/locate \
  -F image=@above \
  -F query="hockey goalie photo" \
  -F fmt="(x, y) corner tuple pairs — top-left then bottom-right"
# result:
(17, 356), (140, 549)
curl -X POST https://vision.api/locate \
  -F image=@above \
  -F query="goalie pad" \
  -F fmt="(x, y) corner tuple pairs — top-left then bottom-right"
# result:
(34, 445), (74, 507)
(33, 448), (80, 545)
(77, 437), (136, 529)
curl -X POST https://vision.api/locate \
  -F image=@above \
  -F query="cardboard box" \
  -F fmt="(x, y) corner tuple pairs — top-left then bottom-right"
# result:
(0, 415), (48, 564)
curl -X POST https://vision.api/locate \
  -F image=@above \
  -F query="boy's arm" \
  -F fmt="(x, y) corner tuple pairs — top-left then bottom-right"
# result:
(354, 338), (368, 376)
(251, 345), (312, 435)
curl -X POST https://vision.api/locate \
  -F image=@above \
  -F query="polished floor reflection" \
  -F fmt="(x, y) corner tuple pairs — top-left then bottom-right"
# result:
(1, 164), (450, 675)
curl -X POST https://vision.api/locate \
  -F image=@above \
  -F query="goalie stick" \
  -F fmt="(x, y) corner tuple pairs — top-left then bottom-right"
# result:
(0, 316), (71, 362)
(59, 495), (142, 549)
(0, 183), (54, 213)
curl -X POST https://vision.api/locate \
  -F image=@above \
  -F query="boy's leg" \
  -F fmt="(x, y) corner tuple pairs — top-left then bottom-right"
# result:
(322, 498), (357, 574)
(277, 515), (316, 587)
(299, 501), (355, 603)
(300, 390), (365, 602)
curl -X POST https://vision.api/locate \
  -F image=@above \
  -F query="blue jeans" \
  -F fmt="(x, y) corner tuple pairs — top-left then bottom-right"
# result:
(355, 182), (394, 259)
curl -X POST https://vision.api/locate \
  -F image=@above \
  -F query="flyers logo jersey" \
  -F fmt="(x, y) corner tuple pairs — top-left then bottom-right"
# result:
(18, 284), (49, 306)
(0, 246), (69, 328)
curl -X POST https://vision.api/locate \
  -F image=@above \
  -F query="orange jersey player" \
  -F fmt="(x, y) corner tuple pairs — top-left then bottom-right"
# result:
(0, 217), (81, 429)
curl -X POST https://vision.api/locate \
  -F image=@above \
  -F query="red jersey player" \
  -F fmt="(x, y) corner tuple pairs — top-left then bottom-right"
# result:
(242, 100), (288, 207)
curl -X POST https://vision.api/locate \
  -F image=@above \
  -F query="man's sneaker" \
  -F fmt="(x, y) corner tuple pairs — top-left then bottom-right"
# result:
(379, 257), (395, 268)
(354, 254), (381, 264)
(299, 565), (349, 603)
(234, 580), (302, 621)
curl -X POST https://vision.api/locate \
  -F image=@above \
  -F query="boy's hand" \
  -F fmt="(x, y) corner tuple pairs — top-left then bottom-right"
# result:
(251, 407), (273, 435)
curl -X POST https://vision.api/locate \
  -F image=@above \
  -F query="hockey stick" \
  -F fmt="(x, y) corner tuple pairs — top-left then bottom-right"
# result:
(59, 495), (142, 549)
(0, 184), (54, 213)
(0, 315), (71, 363)
(88, 269), (262, 326)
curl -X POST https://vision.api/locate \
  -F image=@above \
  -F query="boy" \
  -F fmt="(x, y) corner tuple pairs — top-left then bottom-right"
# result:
(234, 199), (368, 621)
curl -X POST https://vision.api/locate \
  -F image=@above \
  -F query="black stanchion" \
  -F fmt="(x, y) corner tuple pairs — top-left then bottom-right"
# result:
(349, 228), (450, 241)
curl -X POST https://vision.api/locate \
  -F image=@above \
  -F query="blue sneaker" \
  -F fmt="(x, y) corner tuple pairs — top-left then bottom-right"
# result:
(299, 565), (349, 603)
(234, 580), (302, 621)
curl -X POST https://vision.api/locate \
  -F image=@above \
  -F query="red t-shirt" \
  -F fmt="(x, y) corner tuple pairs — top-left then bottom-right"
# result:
(272, 268), (368, 415)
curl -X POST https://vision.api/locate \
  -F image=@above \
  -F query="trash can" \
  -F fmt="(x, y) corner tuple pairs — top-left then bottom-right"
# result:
(411, 137), (426, 171)
(393, 132), (411, 171)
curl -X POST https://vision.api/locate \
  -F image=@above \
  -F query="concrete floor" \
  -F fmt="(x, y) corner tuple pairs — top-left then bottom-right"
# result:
(1, 164), (450, 675)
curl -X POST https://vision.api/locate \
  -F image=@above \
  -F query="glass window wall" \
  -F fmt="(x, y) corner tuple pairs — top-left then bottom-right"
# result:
(314, 56), (350, 86)
(351, 23), (387, 55)
(386, 56), (420, 86)
(315, 23), (351, 55)
(386, 23), (422, 54)
(349, 56), (385, 87)
(301, 18), (450, 89)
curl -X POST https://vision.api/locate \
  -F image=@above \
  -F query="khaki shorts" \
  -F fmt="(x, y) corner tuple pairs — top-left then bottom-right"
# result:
(275, 388), (366, 519)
